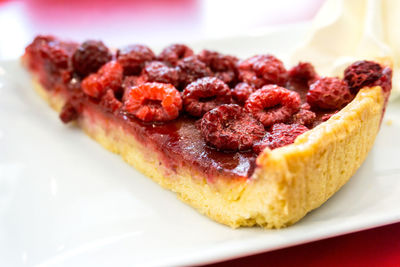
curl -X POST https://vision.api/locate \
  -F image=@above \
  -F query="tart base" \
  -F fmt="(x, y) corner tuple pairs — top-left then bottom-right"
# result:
(32, 79), (385, 228)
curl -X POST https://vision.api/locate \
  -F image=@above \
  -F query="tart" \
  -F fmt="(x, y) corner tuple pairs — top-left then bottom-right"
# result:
(22, 36), (392, 228)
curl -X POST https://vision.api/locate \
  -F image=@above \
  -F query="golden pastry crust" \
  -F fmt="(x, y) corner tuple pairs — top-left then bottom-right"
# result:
(31, 78), (385, 228)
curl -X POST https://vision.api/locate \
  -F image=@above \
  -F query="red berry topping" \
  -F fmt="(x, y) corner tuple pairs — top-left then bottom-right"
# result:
(200, 104), (265, 151)
(301, 102), (311, 110)
(25, 35), (77, 77)
(198, 50), (238, 85)
(158, 44), (194, 66)
(321, 112), (337, 122)
(288, 62), (318, 85)
(81, 61), (123, 98)
(117, 45), (156, 75)
(59, 102), (78, 123)
(122, 75), (141, 89)
(42, 43), (70, 72)
(121, 75), (147, 101)
(232, 82), (256, 104)
(291, 108), (316, 126)
(238, 55), (288, 88)
(123, 82), (182, 122)
(344, 60), (383, 93)
(72, 40), (112, 77)
(141, 61), (179, 87)
(253, 123), (308, 152)
(177, 56), (213, 89)
(373, 66), (392, 102)
(245, 85), (301, 127)
(99, 89), (123, 114)
(182, 77), (232, 117)
(307, 77), (353, 110)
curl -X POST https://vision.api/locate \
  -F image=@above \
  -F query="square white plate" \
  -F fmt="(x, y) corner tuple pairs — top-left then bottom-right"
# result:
(1, 24), (400, 267)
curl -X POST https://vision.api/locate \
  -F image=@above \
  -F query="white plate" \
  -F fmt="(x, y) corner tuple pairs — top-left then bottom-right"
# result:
(1, 25), (400, 267)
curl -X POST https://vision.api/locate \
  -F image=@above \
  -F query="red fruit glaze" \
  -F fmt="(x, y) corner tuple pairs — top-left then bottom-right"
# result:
(307, 77), (353, 110)
(245, 85), (301, 127)
(117, 44), (156, 75)
(123, 82), (182, 122)
(321, 111), (337, 122)
(344, 60), (383, 94)
(374, 67), (392, 94)
(158, 44), (194, 66)
(253, 123), (309, 152)
(182, 77), (232, 117)
(81, 61), (123, 98)
(99, 89), (123, 114)
(238, 54), (288, 88)
(200, 104), (265, 151)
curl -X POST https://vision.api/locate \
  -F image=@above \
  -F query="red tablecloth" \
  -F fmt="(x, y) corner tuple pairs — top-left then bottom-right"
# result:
(206, 222), (400, 267)
(1, 1), (399, 266)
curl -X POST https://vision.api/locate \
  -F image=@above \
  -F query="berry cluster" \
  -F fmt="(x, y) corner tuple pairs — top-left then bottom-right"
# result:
(26, 36), (389, 153)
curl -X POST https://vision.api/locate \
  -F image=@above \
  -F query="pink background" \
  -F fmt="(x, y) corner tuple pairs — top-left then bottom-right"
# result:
(0, 0), (323, 59)
(1, 0), (399, 266)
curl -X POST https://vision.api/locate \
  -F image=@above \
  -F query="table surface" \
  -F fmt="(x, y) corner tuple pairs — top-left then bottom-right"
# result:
(1, 0), (399, 266)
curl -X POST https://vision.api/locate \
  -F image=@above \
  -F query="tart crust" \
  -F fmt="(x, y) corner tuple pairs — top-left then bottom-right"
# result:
(31, 78), (385, 228)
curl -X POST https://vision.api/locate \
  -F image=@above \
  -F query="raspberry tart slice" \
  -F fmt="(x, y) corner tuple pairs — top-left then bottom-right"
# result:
(22, 36), (392, 228)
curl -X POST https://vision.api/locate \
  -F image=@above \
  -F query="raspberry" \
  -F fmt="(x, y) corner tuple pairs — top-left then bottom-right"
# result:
(72, 40), (112, 77)
(291, 109), (316, 126)
(123, 82), (182, 122)
(158, 44), (194, 66)
(182, 77), (232, 117)
(344, 60), (383, 93)
(176, 56), (212, 89)
(238, 55), (288, 88)
(59, 102), (78, 123)
(253, 123), (308, 152)
(141, 61), (179, 87)
(288, 62), (318, 85)
(231, 82), (256, 104)
(307, 77), (353, 110)
(99, 89), (122, 114)
(26, 35), (56, 54)
(81, 61), (123, 98)
(200, 104), (265, 151)
(25, 35), (57, 69)
(198, 50), (238, 85)
(245, 85), (301, 127)
(121, 75), (145, 102)
(26, 35), (77, 76)
(214, 71), (236, 87)
(41, 42), (70, 73)
(117, 44), (155, 75)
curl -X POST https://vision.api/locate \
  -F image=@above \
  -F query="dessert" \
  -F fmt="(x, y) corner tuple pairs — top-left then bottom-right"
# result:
(22, 35), (392, 228)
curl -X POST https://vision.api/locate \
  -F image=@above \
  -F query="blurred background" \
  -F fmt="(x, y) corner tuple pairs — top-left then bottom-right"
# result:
(0, 0), (325, 59)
